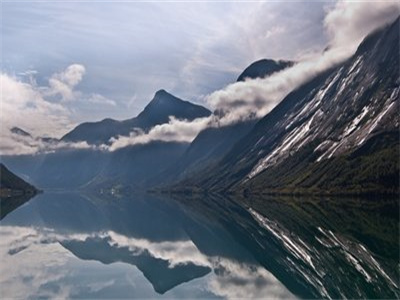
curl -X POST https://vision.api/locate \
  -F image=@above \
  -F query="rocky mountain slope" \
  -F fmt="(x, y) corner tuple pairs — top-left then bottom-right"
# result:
(181, 18), (399, 195)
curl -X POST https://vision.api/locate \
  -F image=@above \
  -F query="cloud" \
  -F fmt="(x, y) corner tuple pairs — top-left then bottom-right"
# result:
(0, 67), (115, 155)
(176, 2), (328, 100)
(108, 116), (212, 151)
(0, 130), (94, 156)
(324, 1), (400, 51)
(106, 1), (399, 149)
(86, 93), (116, 106)
(206, 46), (348, 126)
(3, 2), (329, 116)
(0, 226), (73, 299)
(1, 72), (72, 138)
(204, 1), (400, 126)
(208, 260), (295, 300)
(46, 64), (86, 101)
(0, 225), (294, 299)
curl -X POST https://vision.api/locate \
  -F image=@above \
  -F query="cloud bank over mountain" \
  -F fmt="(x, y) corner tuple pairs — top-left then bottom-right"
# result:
(205, 1), (400, 125)
(108, 116), (211, 151)
(101, 1), (400, 151)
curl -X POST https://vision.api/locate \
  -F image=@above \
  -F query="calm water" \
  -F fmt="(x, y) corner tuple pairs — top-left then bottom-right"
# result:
(0, 192), (398, 299)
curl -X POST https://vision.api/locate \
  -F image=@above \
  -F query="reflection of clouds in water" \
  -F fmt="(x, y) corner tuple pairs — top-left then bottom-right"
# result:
(107, 231), (210, 268)
(0, 226), (294, 299)
(0, 227), (72, 299)
(209, 261), (296, 300)
(107, 231), (295, 299)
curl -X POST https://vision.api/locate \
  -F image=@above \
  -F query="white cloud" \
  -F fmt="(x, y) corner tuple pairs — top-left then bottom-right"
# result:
(46, 64), (86, 101)
(1, 72), (72, 137)
(108, 116), (212, 151)
(86, 93), (116, 106)
(206, 46), (349, 126)
(324, 1), (400, 51)
(0, 66), (116, 155)
(0, 130), (94, 156)
(0, 226), (73, 299)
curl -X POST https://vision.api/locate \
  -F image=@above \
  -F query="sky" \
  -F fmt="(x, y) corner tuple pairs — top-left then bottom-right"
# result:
(1, 0), (399, 154)
(1, 1), (328, 123)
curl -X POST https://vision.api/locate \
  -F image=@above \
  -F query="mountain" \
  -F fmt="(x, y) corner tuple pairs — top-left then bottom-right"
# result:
(62, 237), (211, 294)
(62, 89), (211, 145)
(42, 58), (290, 189)
(181, 18), (399, 195)
(0, 163), (38, 219)
(10, 127), (58, 144)
(154, 59), (291, 188)
(237, 59), (293, 82)
(1, 91), (211, 189)
(10, 127), (32, 138)
(0, 163), (37, 196)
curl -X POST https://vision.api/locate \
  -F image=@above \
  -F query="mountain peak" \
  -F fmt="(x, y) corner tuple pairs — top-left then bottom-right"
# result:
(237, 59), (293, 82)
(61, 90), (210, 144)
(10, 127), (32, 138)
(150, 89), (179, 105)
(154, 89), (169, 96)
(138, 90), (211, 123)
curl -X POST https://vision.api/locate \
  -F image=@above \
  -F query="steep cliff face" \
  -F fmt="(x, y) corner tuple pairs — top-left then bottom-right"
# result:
(190, 18), (399, 194)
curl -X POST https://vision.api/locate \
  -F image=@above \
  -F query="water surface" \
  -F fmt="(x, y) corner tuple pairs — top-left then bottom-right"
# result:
(0, 192), (398, 299)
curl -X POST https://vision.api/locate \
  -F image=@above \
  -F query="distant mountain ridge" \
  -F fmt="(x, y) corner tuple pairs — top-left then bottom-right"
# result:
(1, 90), (211, 189)
(10, 127), (32, 137)
(62, 89), (211, 145)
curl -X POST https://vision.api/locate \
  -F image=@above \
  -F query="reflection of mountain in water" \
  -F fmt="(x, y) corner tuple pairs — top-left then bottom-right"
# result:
(178, 194), (399, 299)
(2, 192), (398, 298)
(63, 236), (211, 294)
(0, 194), (36, 220)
